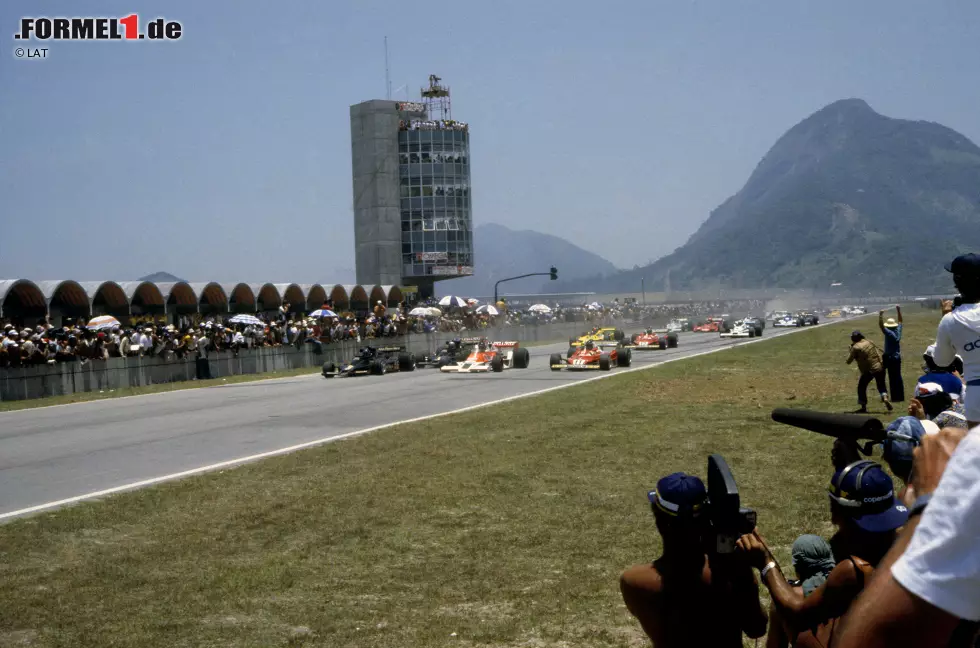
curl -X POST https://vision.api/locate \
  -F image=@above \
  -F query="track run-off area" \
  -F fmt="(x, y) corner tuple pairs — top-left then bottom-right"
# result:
(0, 321), (847, 520)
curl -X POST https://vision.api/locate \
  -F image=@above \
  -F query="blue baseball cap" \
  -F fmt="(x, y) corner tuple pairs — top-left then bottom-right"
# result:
(882, 417), (926, 478)
(649, 472), (707, 518)
(945, 253), (980, 276)
(828, 461), (908, 533)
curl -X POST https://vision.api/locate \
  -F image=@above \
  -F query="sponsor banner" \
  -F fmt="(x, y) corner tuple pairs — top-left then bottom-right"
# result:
(416, 252), (448, 262)
(431, 265), (474, 276)
(397, 101), (426, 113)
(400, 285), (418, 293)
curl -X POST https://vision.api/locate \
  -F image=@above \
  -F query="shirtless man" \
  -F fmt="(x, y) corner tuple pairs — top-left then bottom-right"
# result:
(620, 472), (768, 647)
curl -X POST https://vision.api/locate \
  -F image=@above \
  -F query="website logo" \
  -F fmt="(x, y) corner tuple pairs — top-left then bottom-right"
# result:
(14, 15), (182, 41)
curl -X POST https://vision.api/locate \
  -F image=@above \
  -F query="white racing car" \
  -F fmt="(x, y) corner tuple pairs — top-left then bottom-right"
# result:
(773, 313), (797, 327)
(439, 338), (531, 373)
(720, 319), (761, 338)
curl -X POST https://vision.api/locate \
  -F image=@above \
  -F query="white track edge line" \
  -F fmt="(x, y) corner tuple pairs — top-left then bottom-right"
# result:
(0, 319), (855, 520)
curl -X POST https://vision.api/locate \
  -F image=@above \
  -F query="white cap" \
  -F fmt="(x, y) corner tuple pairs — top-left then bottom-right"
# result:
(921, 420), (941, 436)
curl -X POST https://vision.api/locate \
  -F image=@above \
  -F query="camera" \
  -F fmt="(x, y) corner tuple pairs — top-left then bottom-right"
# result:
(706, 454), (757, 554)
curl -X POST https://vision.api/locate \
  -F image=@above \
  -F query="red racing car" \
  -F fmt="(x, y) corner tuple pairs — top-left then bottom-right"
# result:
(550, 340), (632, 371)
(624, 328), (678, 350)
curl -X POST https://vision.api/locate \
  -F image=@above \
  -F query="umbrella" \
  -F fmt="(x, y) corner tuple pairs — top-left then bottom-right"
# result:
(424, 307), (443, 317)
(309, 309), (338, 318)
(475, 304), (499, 315)
(409, 307), (431, 316)
(528, 304), (552, 313)
(466, 298), (480, 305)
(229, 314), (264, 326)
(438, 295), (468, 308)
(87, 315), (120, 330)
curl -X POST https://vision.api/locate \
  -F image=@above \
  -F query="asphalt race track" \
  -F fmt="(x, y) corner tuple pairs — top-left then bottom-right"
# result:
(0, 324), (831, 519)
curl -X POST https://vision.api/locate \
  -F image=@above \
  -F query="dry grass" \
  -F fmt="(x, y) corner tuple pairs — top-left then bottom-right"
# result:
(0, 310), (940, 647)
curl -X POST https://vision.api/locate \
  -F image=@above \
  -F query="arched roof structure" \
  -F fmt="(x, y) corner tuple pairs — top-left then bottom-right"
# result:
(223, 283), (256, 312)
(381, 285), (403, 306)
(274, 283), (304, 310)
(158, 281), (198, 307)
(0, 280), (45, 317)
(302, 284), (327, 310)
(38, 280), (89, 309)
(252, 283), (281, 310)
(190, 282), (228, 311)
(327, 284), (348, 306)
(81, 281), (129, 313)
(119, 281), (166, 307)
(344, 285), (369, 306)
(367, 285), (387, 307)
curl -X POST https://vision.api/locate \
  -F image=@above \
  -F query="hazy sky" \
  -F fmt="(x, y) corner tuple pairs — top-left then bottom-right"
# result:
(2, 0), (978, 283)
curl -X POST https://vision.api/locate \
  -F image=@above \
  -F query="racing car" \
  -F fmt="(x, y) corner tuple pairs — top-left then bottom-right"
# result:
(773, 313), (797, 327)
(569, 326), (626, 347)
(796, 311), (820, 326)
(743, 316), (765, 332)
(440, 338), (531, 373)
(322, 345), (417, 377)
(719, 319), (762, 338)
(666, 318), (691, 332)
(415, 336), (475, 369)
(550, 339), (631, 371)
(693, 319), (723, 333)
(623, 328), (678, 350)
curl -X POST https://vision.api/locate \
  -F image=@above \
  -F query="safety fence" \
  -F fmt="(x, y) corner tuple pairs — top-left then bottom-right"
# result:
(0, 318), (651, 402)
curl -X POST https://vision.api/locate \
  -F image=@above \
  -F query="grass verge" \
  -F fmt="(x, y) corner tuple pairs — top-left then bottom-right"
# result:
(0, 311), (940, 647)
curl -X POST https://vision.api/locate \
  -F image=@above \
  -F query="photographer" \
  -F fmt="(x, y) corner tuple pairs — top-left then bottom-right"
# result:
(933, 253), (980, 427)
(620, 473), (767, 647)
(736, 461), (908, 647)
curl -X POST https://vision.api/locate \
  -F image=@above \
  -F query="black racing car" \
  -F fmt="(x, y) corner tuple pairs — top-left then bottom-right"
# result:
(742, 317), (765, 336)
(796, 311), (819, 327)
(415, 336), (479, 369)
(322, 345), (417, 377)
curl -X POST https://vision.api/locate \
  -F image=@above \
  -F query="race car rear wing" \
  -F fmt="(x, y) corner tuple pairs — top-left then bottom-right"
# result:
(459, 336), (485, 345)
(375, 345), (406, 352)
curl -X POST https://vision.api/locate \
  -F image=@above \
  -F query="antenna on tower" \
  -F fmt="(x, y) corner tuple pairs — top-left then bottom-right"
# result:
(384, 36), (391, 100)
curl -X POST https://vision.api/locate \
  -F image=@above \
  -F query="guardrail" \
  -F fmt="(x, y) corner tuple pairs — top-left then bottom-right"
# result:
(0, 318), (664, 402)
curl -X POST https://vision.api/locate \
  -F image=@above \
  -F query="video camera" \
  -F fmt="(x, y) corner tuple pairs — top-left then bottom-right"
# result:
(706, 454), (757, 555)
(770, 408), (918, 457)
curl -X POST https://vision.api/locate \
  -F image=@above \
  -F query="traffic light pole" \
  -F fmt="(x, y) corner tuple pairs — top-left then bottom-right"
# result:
(494, 267), (558, 305)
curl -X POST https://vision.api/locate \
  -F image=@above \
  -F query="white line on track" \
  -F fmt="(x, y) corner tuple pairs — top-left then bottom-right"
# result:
(0, 319), (856, 521)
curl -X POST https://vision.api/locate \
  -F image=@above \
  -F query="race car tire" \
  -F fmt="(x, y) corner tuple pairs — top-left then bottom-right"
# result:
(599, 353), (611, 371)
(491, 355), (504, 372)
(549, 352), (562, 371)
(370, 360), (386, 375)
(630, 333), (639, 345)
(748, 329), (755, 338)
(398, 352), (416, 372)
(321, 362), (337, 378)
(658, 338), (667, 350)
(567, 346), (576, 359)
(514, 347), (530, 369)
(618, 349), (632, 367)
(614, 329), (625, 342)
(667, 334), (678, 348)
(754, 327), (763, 337)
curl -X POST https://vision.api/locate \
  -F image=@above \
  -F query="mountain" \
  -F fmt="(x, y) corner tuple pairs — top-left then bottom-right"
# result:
(437, 223), (618, 298)
(559, 99), (980, 295)
(139, 271), (186, 283)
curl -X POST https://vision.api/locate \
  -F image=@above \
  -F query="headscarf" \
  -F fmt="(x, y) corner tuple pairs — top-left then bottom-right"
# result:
(792, 534), (837, 597)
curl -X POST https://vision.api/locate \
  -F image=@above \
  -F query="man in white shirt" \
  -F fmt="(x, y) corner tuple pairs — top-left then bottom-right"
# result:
(932, 253), (980, 427)
(834, 426), (977, 647)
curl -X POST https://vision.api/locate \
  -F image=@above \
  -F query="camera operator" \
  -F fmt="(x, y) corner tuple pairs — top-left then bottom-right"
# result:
(934, 253), (980, 427)
(736, 461), (908, 647)
(833, 427), (976, 648)
(620, 473), (768, 647)
(846, 331), (893, 413)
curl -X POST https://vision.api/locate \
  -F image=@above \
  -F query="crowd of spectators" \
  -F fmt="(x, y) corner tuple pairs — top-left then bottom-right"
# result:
(398, 118), (468, 132)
